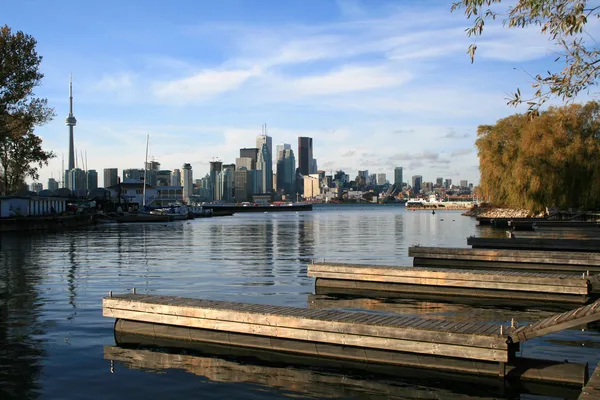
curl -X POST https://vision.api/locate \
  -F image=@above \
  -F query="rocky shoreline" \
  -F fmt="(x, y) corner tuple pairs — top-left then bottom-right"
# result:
(462, 206), (545, 218)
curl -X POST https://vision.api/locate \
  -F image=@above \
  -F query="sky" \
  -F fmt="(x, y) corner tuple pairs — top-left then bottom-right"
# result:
(4, 0), (595, 187)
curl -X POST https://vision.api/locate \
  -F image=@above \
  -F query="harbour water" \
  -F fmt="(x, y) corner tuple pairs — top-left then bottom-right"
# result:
(2, 204), (600, 399)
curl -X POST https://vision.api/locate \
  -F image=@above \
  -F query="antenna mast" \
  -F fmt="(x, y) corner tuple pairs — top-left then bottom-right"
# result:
(143, 134), (149, 208)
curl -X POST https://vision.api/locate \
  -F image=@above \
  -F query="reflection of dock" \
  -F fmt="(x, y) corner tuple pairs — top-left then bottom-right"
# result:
(307, 262), (598, 303)
(104, 293), (597, 384)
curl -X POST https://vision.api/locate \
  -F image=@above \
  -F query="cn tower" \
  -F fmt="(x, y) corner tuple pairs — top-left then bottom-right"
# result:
(65, 75), (77, 170)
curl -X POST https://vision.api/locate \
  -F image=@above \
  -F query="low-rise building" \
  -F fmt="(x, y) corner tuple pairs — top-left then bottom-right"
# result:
(0, 196), (68, 217)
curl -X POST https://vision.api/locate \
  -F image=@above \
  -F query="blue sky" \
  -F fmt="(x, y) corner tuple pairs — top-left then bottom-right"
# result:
(5, 0), (592, 187)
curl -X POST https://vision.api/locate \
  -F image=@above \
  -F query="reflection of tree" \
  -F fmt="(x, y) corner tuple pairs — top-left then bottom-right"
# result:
(0, 234), (45, 399)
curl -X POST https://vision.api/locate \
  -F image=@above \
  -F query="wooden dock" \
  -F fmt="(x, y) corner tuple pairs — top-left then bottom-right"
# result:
(467, 237), (600, 252)
(581, 362), (600, 399)
(409, 246), (600, 273)
(307, 262), (597, 303)
(103, 293), (600, 383)
(476, 217), (547, 228)
(508, 231), (600, 240)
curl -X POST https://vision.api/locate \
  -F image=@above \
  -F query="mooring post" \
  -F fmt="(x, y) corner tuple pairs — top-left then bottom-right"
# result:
(132, 287), (136, 294)
(109, 291), (112, 298)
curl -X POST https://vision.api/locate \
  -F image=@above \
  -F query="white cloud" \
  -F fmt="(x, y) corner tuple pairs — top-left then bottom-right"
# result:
(96, 72), (134, 91)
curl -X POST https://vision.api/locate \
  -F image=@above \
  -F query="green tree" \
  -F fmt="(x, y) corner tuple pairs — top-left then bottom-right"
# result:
(0, 25), (54, 195)
(476, 101), (600, 211)
(452, 0), (600, 112)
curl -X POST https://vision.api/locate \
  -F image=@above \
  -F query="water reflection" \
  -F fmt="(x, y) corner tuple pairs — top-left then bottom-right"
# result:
(0, 234), (45, 399)
(106, 335), (581, 400)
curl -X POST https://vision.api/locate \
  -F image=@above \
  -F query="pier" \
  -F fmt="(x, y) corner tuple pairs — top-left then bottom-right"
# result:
(103, 293), (600, 384)
(307, 262), (598, 303)
(467, 236), (600, 252)
(409, 246), (600, 273)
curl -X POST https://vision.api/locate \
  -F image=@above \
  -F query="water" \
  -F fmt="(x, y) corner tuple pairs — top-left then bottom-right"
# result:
(1, 204), (599, 399)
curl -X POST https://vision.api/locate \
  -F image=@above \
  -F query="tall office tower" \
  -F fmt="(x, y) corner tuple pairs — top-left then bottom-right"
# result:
(240, 148), (258, 165)
(256, 131), (272, 192)
(358, 170), (369, 180)
(103, 168), (118, 188)
(275, 143), (291, 161)
(182, 163), (193, 203)
(234, 169), (251, 202)
(412, 175), (423, 194)
(86, 169), (98, 190)
(394, 167), (403, 188)
(171, 169), (181, 186)
(445, 178), (452, 189)
(235, 157), (254, 171)
(311, 158), (318, 174)
(65, 75), (77, 171)
(67, 168), (86, 191)
(209, 161), (223, 200)
(460, 180), (468, 188)
(48, 178), (59, 192)
(156, 170), (172, 186)
(297, 137), (313, 176)
(255, 144), (269, 194)
(368, 174), (377, 186)
(276, 148), (296, 195)
(30, 182), (43, 193)
(123, 168), (145, 182)
(436, 177), (444, 187)
(423, 182), (433, 193)
(222, 164), (235, 202)
(145, 161), (160, 171)
(376, 173), (387, 185)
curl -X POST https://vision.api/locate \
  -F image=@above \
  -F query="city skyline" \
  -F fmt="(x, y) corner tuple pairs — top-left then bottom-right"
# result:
(6, 0), (595, 188)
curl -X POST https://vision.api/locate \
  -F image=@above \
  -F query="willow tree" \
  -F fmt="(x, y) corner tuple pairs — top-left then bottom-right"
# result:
(0, 25), (54, 195)
(477, 101), (600, 211)
(452, 1), (600, 113)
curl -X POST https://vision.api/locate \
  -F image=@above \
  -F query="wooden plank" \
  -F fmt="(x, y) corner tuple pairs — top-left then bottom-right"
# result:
(309, 271), (589, 295)
(467, 237), (600, 252)
(105, 307), (508, 362)
(408, 247), (600, 264)
(580, 362), (600, 400)
(412, 257), (600, 274)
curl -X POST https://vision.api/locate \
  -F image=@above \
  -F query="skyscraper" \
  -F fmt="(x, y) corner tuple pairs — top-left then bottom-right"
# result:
(209, 161), (223, 201)
(275, 143), (291, 161)
(235, 157), (254, 171)
(436, 177), (444, 187)
(86, 170), (98, 190)
(182, 163), (193, 203)
(65, 75), (77, 171)
(48, 178), (59, 192)
(298, 137), (313, 176)
(103, 168), (118, 188)
(171, 169), (181, 186)
(256, 130), (272, 192)
(412, 175), (423, 194)
(240, 148), (258, 164)
(394, 167), (403, 188)
(255, 144), (269, 194)
(276, 148), (296, 195)
(376, 173), (387, 185)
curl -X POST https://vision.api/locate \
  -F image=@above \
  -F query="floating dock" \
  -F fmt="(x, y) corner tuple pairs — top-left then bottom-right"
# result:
(409, 246), (600, 273)
(307, 262), (598, 303)
(581, 362), (600, 399)
(508, 231), (600, 240)
(103, 293), (600, 383)
(467, 236), (600, 252)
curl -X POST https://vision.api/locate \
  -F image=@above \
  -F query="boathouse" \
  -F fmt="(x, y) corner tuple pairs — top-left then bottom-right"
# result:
(0, 195), (68, 217)
(106, 179), (158, 208)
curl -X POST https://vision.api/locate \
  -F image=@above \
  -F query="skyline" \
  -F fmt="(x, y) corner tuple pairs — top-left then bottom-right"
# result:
(5, 0), (597, 187)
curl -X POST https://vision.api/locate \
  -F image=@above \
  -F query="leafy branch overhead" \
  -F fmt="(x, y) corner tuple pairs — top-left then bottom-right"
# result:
(451, 0), (600, 112)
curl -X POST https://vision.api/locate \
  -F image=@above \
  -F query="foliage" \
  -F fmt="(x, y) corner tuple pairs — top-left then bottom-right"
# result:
(451, 0), (600, 113)
(476, 101), (600, 211)
(0, 25), (54, 194)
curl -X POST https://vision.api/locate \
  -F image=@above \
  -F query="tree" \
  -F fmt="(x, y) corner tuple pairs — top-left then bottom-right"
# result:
(0, 25), (54, 195)
(452, 1), (600, 113)
(476, 101), (600, 211)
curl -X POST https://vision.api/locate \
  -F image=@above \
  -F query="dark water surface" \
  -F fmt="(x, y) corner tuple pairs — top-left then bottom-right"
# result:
(1, 205), (599, 399)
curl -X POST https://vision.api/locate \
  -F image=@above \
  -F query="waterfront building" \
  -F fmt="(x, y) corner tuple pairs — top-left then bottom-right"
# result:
(30, 182), (43, 193)
(86, 170), (98, 190)
(154, 185), (184, 207)
(256, 135), (272, 193)
(156, 170), (171, 186)
(0, 195), (68, 217)
(394, 167), (403, 188)
(436, 177), (444, 187)
(106, 180), (157, 208)
(103, 168), (118, 188)
(234, 168), (251, 202)
(412, 175), (423, 194)
(376, 173), (387, 186)
(298, 137), (313, 176)
(123, 168), (145, 182)
(304, 174), (321, 199)
(171, 169), (181, 186)
(235, 157), (254, 171)
(182, 163), (193, 204)
(276, 148), (296, 195)
(48, 178), (59, 192)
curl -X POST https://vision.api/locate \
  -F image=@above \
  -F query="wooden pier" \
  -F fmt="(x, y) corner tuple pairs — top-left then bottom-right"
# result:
(103, 293), (600, 383)
(409, 246), (600, 273)
(467, 236), (600, 252)
(581, 362), (600, 399)
(307, 262), (598, 303)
